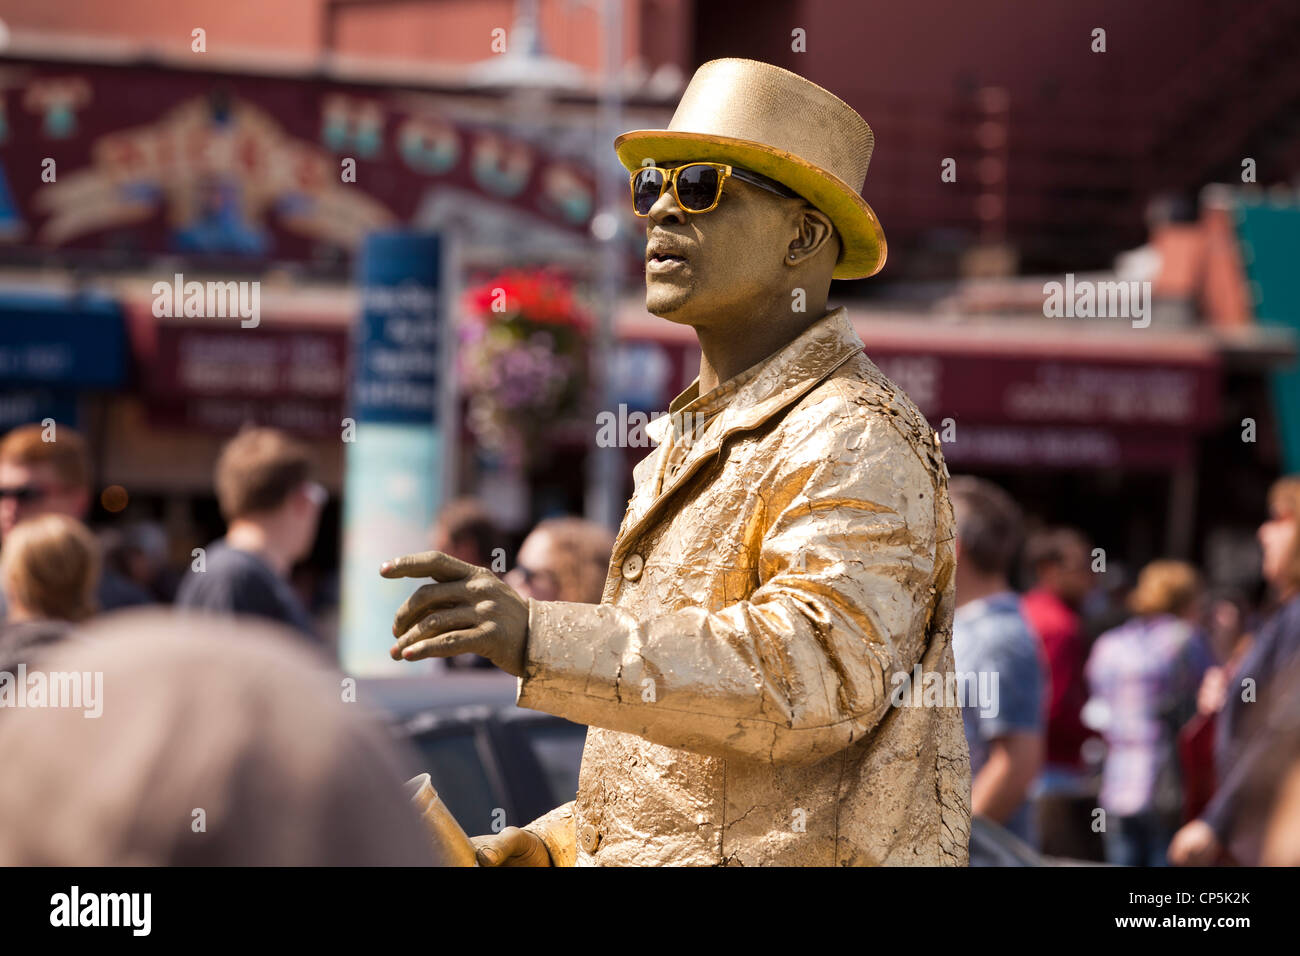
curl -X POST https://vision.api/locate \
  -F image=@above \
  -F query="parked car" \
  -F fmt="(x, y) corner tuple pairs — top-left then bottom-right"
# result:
(360, 673), (586, 836)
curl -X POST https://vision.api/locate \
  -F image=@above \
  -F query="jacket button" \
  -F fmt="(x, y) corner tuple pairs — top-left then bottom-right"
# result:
(621, 553), (644, 581)
(579, 823), (600, 853)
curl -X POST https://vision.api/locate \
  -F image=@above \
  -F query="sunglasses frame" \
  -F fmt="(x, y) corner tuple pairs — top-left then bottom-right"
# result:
(629, 162), (800, 217)
(507, 563), (560, 594)
(0, 484), (55, 503)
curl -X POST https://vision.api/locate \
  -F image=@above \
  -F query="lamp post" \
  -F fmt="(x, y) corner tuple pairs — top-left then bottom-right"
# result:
(465, 0), (627, 531)
(586, 0), (626, 531)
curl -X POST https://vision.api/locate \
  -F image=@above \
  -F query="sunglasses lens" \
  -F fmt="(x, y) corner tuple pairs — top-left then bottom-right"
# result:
(632, 168), (665, 215)
(675, 164), (722, 211)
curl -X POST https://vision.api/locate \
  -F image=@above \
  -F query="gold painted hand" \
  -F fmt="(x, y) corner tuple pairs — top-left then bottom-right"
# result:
(380, 550), (529, 677)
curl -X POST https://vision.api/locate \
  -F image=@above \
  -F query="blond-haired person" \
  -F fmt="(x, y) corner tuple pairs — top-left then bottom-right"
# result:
(1085, 560), (1213, 865)
(0, 513), (101, 669)
(0, 423), (150, 615)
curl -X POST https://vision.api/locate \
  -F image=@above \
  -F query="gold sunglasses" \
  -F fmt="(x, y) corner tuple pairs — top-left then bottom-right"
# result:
(629, 162), (800, 217)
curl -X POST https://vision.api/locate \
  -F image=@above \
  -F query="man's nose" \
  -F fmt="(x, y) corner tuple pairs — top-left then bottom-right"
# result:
(647, 188), (687, 226)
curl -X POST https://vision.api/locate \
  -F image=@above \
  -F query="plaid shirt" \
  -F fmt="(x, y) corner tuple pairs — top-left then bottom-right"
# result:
(1085, 614), (1213, 816)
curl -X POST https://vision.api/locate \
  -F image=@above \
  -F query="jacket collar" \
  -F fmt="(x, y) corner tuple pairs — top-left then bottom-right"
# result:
(619, 307), (864, 553)
(646, 306), (864, 446)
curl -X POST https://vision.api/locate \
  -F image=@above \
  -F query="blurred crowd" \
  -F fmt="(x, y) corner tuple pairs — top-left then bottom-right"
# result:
(949, 474), (1300, 867)
(1, 419), (1298, 866)
(0, 421), (613, 865)
(0, 422), (614, 669)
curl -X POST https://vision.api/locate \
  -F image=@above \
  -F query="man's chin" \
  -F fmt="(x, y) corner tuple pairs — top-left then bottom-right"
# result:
(645, 283), (695, 323)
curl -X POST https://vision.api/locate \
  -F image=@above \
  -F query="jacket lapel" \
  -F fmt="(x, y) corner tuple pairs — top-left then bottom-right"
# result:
(612, 308), (865, 560)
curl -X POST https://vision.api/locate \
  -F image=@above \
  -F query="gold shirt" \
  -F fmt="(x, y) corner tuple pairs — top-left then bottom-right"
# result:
(517, 307), (970, 865)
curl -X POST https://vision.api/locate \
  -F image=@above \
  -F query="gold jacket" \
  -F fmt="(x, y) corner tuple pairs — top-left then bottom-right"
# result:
(518, 307), (970, 866)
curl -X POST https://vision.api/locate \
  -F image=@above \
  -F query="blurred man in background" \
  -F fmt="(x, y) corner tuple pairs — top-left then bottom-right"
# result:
(949, 476), (1046, 846)
(1022, 525), (1100, 858)
(175, 427), (325, 644)
(0, 424), (151, 616)
(429, 497), (509, 569)
(505, 516), (615, 606)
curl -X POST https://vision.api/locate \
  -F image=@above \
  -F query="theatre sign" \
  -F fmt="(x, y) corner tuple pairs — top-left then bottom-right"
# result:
(0, 55), (597, 266)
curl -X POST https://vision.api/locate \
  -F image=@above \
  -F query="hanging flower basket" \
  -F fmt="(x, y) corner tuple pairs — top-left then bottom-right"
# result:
(458, 269), (591, 470)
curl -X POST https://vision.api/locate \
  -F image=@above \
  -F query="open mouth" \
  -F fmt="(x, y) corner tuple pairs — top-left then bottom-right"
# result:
(647, 252), (689, 273)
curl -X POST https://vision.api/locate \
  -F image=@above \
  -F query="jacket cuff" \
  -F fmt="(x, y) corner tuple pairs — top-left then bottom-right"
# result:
(522, 801), (577, 867)
(517, 598), (629, 714)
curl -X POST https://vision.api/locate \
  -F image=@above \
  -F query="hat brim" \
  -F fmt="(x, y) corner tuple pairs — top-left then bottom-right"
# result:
(615, 129), (886, 279)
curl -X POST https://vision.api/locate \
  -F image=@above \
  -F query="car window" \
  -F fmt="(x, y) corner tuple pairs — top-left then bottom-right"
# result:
(412, 730), (499, 835)
(522, 722), (586, 805)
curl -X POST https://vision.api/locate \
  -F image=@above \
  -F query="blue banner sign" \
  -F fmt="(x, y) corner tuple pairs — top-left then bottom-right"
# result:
(340, 231), (450, 675)
(0, 292), (128, 388)
(352, 233), (442, 424)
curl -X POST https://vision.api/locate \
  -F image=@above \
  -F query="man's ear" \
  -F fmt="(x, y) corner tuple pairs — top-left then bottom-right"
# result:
(786, 205), (836, 264)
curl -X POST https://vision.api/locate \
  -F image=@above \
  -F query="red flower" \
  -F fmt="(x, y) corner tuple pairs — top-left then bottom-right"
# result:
(464, 268), (590, 330)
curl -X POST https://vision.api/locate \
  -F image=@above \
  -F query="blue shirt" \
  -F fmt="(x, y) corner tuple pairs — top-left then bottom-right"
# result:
(952, 590), (1047, 845)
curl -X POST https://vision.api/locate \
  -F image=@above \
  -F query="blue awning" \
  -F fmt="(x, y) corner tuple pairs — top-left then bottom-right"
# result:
(0, 290), (128, 388)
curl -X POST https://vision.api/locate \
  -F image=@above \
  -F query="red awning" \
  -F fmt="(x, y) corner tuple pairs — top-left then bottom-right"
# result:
(615, 303), (1225, 470)
(854, 315), (1220, 469)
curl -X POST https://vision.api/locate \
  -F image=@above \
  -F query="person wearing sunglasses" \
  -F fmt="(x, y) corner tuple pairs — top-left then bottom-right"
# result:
(0, 427), (95, 545)
(503, 517), (615, 606)
(0, 424), (153, 620)
(384, 59), (966, 867)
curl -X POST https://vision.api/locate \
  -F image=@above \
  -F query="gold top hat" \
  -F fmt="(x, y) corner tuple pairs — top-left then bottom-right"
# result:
(615, 58), (886, 279)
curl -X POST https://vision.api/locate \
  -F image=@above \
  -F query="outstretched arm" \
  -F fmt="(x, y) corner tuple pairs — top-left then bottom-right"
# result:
(516, 417), (950, 766)
(382, 410), (951, 768)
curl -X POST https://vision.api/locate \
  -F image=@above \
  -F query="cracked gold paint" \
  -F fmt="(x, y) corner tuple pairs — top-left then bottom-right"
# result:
(518, 308), (971, 865)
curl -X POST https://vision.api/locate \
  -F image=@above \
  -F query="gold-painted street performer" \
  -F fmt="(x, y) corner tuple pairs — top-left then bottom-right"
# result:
(382, 58), (970, 865)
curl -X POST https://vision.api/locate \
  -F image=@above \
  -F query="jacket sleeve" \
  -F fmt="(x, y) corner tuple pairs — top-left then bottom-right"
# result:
(522, 801), (577, 867)
(516, 409), (950, 767)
